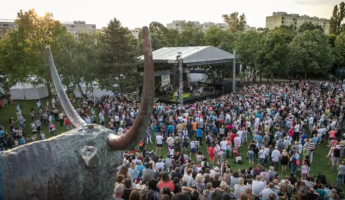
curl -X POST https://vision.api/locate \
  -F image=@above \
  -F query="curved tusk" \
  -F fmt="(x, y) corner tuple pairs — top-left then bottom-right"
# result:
(107, 26), (154, 150)
(46, 46), (87, 128)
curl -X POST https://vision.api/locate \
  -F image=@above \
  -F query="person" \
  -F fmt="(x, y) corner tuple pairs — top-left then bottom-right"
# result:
(337, 160), (345, 185)
(157, 172), (174, 192)
(259, 182), (278, 200)
(235, 153), (242, 164)
(156, 133), (163, 154)
(122, 179), (134, 200)
(129, 190), (141, 200)
(247, 147), (255, 167)
(113, 184), (125, 200)
(141, 163), (153, 184)
(207, 144), (215, 166)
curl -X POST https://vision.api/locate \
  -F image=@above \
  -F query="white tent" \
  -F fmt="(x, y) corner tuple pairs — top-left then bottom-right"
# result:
(74, 82), (114, 98)
(10, 83), (49, 100)
(138, 46), (235, 64)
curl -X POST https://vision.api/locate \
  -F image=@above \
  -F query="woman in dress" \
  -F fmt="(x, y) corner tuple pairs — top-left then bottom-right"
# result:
(281, 149), (290, 172)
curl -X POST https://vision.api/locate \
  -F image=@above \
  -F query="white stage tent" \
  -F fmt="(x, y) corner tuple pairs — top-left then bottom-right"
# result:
(10, 83), (49, 100)
(74, 82), (114, 98)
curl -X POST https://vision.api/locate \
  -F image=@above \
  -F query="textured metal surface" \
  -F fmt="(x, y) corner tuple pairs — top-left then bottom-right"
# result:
(1, 125), (122, 200)
(106, 26), (154, 150)
(46, 47), (87, 128)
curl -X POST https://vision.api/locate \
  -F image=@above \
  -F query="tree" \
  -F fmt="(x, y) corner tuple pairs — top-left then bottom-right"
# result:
(222, 12), (247, 32)
(233, 30), (263, 81)
(333, 32), (345, 66)
(203, 25), (229, 47)
(298, 21), (324, 33)
(289, 29), (333, 79)
(55, 31), (101, 99)
(0, 9), (67, 95)
(255, 27), (296, 82)
(97, 18), (140, 93)
(329, 2), (345, 35)
(176, 21), (204, 46)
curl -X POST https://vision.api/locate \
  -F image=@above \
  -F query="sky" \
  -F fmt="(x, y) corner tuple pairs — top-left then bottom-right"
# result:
(0, 0), (339, 29)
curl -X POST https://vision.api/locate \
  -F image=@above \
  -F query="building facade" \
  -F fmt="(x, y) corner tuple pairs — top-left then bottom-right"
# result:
(166, 20), (256, 32)
(61, 21), (96, 33)
(266, 12), (330, 34)
(0, 19), (96, 37)
(0, 19), (16, 38)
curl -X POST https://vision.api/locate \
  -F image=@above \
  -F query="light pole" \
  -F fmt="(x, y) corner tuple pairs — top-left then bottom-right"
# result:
(232, 50), (236, 93)
(177, 52), (183, 105)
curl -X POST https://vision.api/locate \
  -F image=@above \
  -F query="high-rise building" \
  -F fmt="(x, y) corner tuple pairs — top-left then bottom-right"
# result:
(266, 12), (330, 34)
(0, 19), (96, 38)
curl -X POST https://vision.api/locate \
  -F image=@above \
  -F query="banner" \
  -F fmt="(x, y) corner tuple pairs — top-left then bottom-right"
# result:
(161, 75), (170, 85)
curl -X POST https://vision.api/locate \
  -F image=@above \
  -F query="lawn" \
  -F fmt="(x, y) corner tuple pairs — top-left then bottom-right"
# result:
(0, 97), (342, 187)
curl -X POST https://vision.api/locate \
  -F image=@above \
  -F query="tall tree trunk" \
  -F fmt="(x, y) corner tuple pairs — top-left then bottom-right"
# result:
(253, 69), (257, 82)
(260, 72), (262, 82)
(77, 83), (88, 99)
(304, 69), (308, 80)
(270, 73), (274, 84)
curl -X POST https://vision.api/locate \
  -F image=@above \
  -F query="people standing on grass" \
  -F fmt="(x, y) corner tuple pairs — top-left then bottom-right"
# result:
(3, 78), (345, 193)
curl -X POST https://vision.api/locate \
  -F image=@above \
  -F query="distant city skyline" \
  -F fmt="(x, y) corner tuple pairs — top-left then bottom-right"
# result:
(0, 0), (339, 29)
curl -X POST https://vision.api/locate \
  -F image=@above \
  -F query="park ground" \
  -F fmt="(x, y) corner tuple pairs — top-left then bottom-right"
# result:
(0, 95), (342, 187)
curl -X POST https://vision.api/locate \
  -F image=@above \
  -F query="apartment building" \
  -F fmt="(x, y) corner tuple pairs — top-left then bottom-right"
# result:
(0, 19), (96, 37)
(129, 28), (141, 39)
(166, 20), (256, 32)
(266, 12), (330, 34)
(61, 21), (96, 33)
(0, 19), (16, 38)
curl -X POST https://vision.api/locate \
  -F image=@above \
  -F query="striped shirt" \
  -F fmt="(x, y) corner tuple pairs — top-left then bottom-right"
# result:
(308, 142), (316, 151)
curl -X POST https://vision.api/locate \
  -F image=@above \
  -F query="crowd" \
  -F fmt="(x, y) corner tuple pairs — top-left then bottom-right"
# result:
(1, 79), (345, 200)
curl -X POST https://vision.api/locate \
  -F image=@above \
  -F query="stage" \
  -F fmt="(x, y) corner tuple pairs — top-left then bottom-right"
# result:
(156, 90), (221, 104)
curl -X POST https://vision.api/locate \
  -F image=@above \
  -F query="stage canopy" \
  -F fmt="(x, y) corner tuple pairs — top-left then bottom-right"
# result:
(138, 46), (234, 66)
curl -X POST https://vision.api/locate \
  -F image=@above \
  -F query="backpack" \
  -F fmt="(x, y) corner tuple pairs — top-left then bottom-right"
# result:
(248, 151), (255, 160)
(183, 135), (189, 143)
(206, 135), (211, 144)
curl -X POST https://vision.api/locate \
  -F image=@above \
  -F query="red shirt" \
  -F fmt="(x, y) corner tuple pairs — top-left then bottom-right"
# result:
(207, 147), (214, 156)
(64, 118), (70, 125)
(157, 181), (174, 192)
(230, 133), (236, 141)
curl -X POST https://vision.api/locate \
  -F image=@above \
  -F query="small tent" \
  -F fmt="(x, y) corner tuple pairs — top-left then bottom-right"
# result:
(74, 81), (114, 98)
(10, 83), (49, 100)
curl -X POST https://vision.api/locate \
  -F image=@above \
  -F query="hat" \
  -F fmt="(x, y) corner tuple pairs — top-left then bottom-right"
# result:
(222, 193), (231, 200)
(176, 152), (180, 155)
(236, 153), (240, 156)
(114, 184), (124, 194)
(214, 167), (220, 172)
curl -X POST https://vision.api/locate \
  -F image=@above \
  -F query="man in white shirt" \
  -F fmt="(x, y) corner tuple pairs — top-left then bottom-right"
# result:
(271, 146), (281, 171)
(234, 134), (242, 148)
(220, 138), (228, 158)
(156, 133), (164, 154)
(252, 176), (265, 197)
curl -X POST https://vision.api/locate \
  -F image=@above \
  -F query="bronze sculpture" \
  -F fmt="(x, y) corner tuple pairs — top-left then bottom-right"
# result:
(1, 26), (154, 200)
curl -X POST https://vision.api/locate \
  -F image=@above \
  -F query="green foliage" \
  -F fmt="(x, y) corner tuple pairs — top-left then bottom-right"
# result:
(298, 21), (324, 33)
(0, 9), (67, 93)
(97, 18), (140, 93)
(55, 31), (101, 98)
(333, 32), (345, 66)
(222, 12), (247, 32)
(255, 26), (296, 79)
(176, 21), (205, 46)
(289, 30), (334, 79)
(233, 30), (263, 70)
(203, 25), (229, 47)
(329, 2), (345, 35)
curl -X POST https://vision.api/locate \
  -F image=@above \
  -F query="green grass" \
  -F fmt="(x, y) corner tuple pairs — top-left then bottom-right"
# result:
(0, 97), (342, 188)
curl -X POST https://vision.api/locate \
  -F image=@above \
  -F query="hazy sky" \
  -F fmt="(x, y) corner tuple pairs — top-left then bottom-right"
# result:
(0, 0), (339, 29)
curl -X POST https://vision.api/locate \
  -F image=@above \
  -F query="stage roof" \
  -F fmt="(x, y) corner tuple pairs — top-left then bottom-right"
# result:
(138, 46), (234, 65)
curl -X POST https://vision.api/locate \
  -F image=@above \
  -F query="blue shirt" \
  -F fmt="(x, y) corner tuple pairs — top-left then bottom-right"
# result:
(196, 129), (202, 137)
(254, 134), (262, 145)
(300, 134), (308, 145)
(136, 165), (145, 177)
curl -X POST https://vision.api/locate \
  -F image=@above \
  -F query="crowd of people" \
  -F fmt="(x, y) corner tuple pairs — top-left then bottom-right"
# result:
(1, 79), (345, 200)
